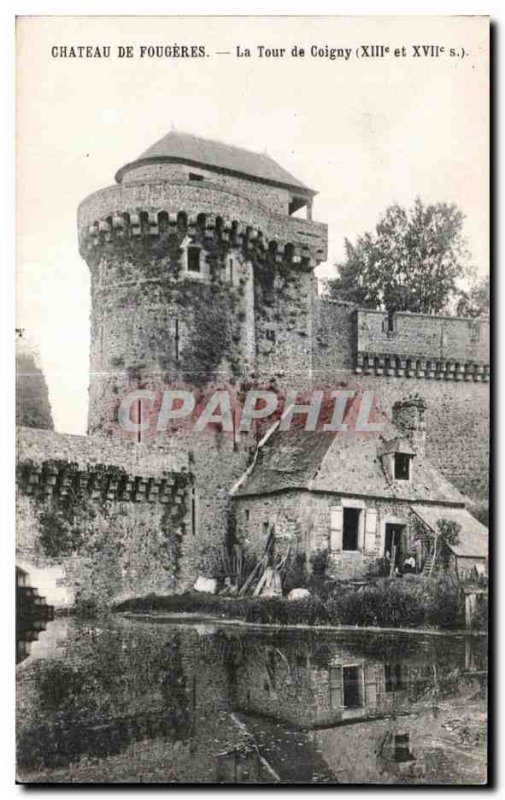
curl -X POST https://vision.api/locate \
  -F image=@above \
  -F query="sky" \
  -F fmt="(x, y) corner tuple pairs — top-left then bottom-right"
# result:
(16, 15), (489, 435)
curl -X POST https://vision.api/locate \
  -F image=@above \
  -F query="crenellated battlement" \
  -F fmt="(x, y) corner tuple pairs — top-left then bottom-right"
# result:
(77, 180), (327, 265)
(355, 309), (490, 381)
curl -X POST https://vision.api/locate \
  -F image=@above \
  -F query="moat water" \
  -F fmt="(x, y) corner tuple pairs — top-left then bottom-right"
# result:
(16, 616), (488, 784)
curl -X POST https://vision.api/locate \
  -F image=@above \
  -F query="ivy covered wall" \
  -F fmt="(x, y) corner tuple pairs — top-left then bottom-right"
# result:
(16, 429), (193, 610)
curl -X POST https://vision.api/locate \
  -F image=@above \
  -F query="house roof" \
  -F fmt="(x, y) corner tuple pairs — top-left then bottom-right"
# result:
(115, 131), (314, 194)
(231, 400), (465, 506)
(411, 505), (488, 558)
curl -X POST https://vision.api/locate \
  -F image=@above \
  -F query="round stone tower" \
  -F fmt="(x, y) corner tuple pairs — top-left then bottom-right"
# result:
(77, 132), (328, 576)
(78, 131), (328, 439)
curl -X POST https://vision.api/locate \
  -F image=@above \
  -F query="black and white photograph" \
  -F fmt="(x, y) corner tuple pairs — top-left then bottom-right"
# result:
(14, 13), (489, 785)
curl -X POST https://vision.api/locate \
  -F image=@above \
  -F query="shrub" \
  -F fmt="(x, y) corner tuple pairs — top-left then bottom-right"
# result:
(282, 553), (309, 593)
(470, 595), (488, 631)
(71, 592), (102, 619)
(112, 574), (466, 630)
(309, 549), (328, 576)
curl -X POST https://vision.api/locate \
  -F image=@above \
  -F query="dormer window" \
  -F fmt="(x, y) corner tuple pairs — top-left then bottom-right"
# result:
(394, 453), (411, 481)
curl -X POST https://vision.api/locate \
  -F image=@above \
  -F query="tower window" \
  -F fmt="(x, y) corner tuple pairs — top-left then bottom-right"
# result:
(394, 453), (411, 481)
(187, 246), (201, 273)
(229, 257), (234, 284)
(265, 328), (276, 343)
(189, 172), (204, 182)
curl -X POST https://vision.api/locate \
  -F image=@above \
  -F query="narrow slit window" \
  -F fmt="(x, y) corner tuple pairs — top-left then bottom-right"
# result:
(187, 246), (201, 273)
(174, 318), (180, 361)
(136, 399), (142, 444)
(229, 257), (234, 284)
(191, 487), (197, 536)
(189, 172), (204, 182)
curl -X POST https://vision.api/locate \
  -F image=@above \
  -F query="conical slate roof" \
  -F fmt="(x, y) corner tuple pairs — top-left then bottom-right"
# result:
(115, 130), (314, 193)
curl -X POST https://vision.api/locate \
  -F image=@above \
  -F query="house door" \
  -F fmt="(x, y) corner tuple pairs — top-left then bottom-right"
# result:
(385, 524), (406, 571)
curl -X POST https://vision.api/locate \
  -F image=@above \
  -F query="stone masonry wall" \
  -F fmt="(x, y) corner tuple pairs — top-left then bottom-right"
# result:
(16, 427), (193, 608)
(121, 161), (292, 215)
(313, 299), (357, 377)
(254, 265), (317, 385)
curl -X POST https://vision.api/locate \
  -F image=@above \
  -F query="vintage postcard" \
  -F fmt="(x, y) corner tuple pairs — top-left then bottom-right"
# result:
(16, 15), (489, 785)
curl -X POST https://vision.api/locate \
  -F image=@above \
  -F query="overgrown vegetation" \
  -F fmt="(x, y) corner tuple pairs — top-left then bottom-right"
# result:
(17, 461), (126, 559)
(94, 230), (248, 387)
(114, 574), (470, 630)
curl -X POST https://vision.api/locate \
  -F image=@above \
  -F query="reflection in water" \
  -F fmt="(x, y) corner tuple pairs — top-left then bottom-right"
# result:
(16, 618), (488, 784)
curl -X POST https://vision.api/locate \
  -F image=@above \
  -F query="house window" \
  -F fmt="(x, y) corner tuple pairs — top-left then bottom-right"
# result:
(343, 508), (361, 551)
(343, 666), (363, 708)
(189, 172), (204, 182)
(394, 453), (411, 480)
(187, 246), (201, 272)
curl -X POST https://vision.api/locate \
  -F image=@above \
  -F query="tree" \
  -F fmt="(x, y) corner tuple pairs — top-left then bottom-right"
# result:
(456, 274), (490, 318)
(16, 331), (54, 430)
(326, 198), (472, 314)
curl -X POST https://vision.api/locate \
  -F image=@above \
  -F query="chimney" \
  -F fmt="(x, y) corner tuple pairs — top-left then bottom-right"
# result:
(392, 395), (427, 457)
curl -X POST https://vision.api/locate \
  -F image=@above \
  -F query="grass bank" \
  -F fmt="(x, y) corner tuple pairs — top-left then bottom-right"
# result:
(113, 575), (479, 631)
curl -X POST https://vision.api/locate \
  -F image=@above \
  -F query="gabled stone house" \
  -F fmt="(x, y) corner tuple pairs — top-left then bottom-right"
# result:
(231, 396), (488, 580)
